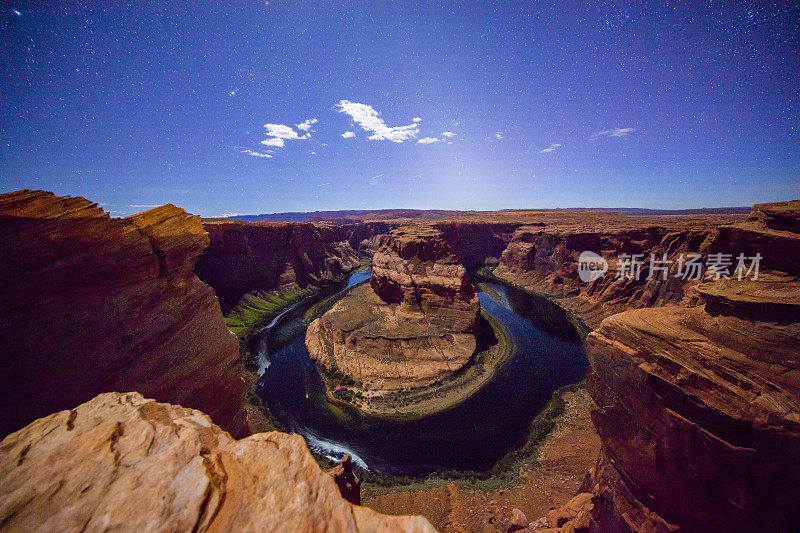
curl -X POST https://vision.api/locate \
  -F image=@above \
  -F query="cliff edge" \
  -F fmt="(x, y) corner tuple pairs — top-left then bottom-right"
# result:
(0, 392), (436, 532)
(0, 190), (247, 438)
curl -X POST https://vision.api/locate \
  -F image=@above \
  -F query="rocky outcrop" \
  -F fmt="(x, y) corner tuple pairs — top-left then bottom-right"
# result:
(0, 392), (435, 532)
(306, 226), (481, 390)
(0, 190), (247, 439)
(370, 226), (480, 332)
(329, 454), (362, 506)
(196, 220), (362, 313)
(747, 199), (800, 232)
(579, 202), (800, 532)
(342, 220), (519, 267)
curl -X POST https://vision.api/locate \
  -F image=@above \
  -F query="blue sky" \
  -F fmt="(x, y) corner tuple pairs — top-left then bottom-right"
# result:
(1, 2), (797, 216)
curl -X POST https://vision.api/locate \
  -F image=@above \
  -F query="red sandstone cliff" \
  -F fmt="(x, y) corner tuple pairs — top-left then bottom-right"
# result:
(495, 216), (744, 326)
(0, 190), (247, 439)
(196, 220), (362, 313)
(528, 203), (800, 533)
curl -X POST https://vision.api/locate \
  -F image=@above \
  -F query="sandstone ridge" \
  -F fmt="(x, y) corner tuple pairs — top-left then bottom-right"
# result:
(0, 392), (436, 532)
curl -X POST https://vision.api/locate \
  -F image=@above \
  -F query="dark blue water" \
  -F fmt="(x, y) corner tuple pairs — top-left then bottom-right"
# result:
(255, 272), (587, 474)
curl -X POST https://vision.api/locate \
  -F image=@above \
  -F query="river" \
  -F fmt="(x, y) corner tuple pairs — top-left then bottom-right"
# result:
(254, 269), (587, 474)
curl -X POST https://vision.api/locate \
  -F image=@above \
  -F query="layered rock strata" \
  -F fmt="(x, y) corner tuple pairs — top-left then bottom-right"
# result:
(0, 392), (435, 532)
(306, 226), (481, 390)
(196, 220), (362, 313)
(577, 203), (800, 532)
(495, 216), (745, 327)
(0, 190), (247, 439)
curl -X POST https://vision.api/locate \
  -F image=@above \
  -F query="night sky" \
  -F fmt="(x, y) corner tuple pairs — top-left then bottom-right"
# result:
(1, 2), (797, 217)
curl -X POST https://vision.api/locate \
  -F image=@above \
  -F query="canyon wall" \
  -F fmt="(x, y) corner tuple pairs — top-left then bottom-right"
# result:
(196, 220), (362, 313)
(0, 392), (435, 532)
(343, 221), (398, 255)
(432, 221), (520, 267)
(523, 203), (800, 532)
(495, 217), (738, 327)
(0, 190), (247, 439)
(342, 220), (520, 267)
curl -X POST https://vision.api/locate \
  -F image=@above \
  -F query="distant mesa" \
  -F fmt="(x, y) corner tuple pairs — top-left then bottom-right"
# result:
(215, 206), (753, 224)
(305, 225), (481, 391)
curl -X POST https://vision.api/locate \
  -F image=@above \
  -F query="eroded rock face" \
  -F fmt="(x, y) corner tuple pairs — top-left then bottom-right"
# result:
(495, 213), (757, 328)
(370, 226), (480, 331)
(581, 202), (800, 532)
(196, 220), (362, 313)
(497, 225), (711, 327)
(0, 190), (247, 439)
(306, 226), (481, 390)
(0, 392), (436, 532)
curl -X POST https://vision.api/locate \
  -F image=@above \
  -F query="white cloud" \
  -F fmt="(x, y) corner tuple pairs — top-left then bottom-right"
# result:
(130, 204), (159, 208)
(220, 212), (244, 218)
(442, 131), (455, 138)
(241, 149), (273, 158)
(418, 137), (443, 144)
(336, 100), (420, 143)
(341, 131), (356, 138)
(264, 123), (306, 140)
(590, 127), (636, 140)
(494, 132), (503, 140)
(317, 182), (330, 187)
(296, 118), (318, 131)
(539, 142), (562, 153)
(369, 173), (385, 186)
(260, 137), (285, 147)
(413, 117), (422, 122)
(259, 120), (316, 149)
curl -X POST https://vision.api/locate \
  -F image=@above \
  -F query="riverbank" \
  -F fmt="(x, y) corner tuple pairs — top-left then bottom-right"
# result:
(362, 382), (601, 531)
(225, 263), (370, 433)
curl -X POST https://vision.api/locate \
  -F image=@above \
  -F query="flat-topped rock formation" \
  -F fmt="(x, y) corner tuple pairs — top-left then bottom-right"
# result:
(0, 392), (435, 533)
(306, 226), (481, 390)
(0, 190), (247, 439)
(196, 220), (362, 313)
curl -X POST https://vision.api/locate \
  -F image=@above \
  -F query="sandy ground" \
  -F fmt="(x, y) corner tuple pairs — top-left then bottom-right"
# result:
(362, 388), (600, 532)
